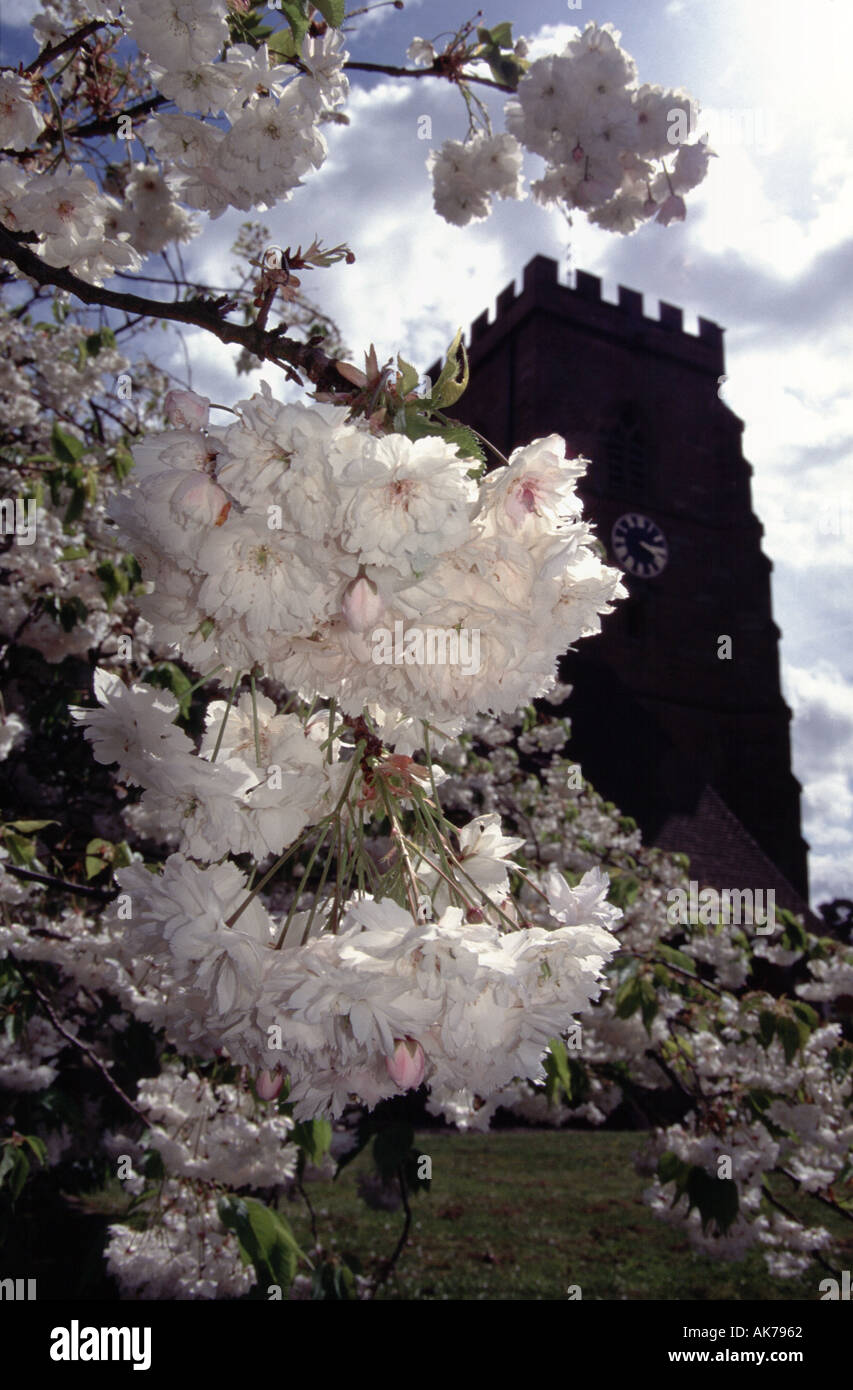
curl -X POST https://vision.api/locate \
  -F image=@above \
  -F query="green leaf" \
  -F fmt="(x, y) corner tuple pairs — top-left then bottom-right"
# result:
(218, 1195), (303, 1293)
(612, 973), (643, 1020)
(791, 1000), (819, 1032)
(1, 830), (37, 866)
(311, 1257), (357, 1300)
(96, 559), (130, 609)
(607, 872), (640, 908)
(686, 1165), (739, 1235)
(485, 21), (514, 48)
(267, 27), (298, 58)
(291, 1117), (332, 1166)
(395, 354), (420, 398)
(142, 662), (194, 720)
(0, 1146), (30, 1203)
(85, 328), (116, 356)
(430, 328), (469, 408)
(6, 819), (57, 833)
(313, 0), (345, 25)
(63, 487), (86, 527)
(51, 422), (86, 465)
(657, 1151), (689, 1187)
(113, 445), (134, 482)
(58, 595), (88, 631)
(47, 467), (64, 506)
(276, 0), (310, 47)
(373, 1122), (415, 1183)
(658, 944), (696, 975)
(485, 52), (527, 88)
(438, 423), (486, 464)
(545, 1036), (572, 1100)
(140, 1148), (166, 1181)
(22, 1134), (47, 1165)
(757, 1010), (777, 1049)
(775, 1015), (802, 1065)
(333, 1113), (374, 1178)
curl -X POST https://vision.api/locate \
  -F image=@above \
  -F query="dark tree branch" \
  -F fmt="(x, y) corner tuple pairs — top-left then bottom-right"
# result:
(343, 60), (514, 92)
(23, 19), (111, 75)
(0, 223), (355, 392)
(20, 967), (150, 1126)
(67, 93), (164, 140)
(2, 863), (119, 900)
(371, 1165), (413, 1297)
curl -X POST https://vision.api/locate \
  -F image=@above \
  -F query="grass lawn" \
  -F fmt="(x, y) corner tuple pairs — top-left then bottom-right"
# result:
(284, 1129), (853, 1301)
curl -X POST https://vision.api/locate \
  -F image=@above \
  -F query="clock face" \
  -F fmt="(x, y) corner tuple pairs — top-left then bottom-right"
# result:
(611, 513), (669, 578)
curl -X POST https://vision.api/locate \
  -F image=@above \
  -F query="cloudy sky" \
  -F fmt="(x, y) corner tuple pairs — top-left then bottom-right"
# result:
(3, 0), (851, 910)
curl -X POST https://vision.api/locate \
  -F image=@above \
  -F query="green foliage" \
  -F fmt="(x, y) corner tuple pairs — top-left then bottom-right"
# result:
(473, 22), (528, 89)
(612, 971), (658, 1031)
(311, 1255), (357, 1299)
(657, 943), (696, 975)
(657, 1152), (739, 1234)
(606, 870), (640, 908)
(51, 422), (86, 465)
(142, 662), (194, 720)
(217, 1195), (304, 1294)
(84, 837), (133, 880)
(226, 0), (273, 47)
(313, 0), (346, 27)
(291, 1117), (332, 1166)
(756, 1002), (816, 1063)
(96, 554), (142, 609)
(84, 327), (117, 357)
(275, 1), (311, 48)
(429, 328), (469, 409)
(543, 1037), (590, 1107)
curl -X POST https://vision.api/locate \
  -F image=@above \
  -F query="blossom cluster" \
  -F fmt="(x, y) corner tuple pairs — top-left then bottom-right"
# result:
(104, 849), (620, 1121)
(105, 387), (625, 739)
(71, 673), (347, 861)
(0, 7), (348, 282)
(426, 22), (712, 230)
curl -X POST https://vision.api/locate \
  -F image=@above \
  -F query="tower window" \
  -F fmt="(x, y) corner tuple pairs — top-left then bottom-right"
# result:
(604, 404), (647, 496)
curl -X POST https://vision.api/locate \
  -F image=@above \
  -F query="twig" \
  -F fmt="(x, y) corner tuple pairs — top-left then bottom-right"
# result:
(371, 1165), (412, 1297)
(23, 19), (110, 75)
(22, 968), (149, 1125)
(0, 224), (354, 393)
(2, 863), (119, 900)
(343, 60), (514, 92)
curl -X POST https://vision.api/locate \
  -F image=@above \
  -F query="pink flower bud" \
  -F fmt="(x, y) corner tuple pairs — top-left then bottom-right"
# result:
(171, 472), (231, 527)
(164, 389), (210, 430)
(386, 1037), (426, 1091)
(256, 1069), (283, 1101)
(655, 194), (687, 227)
(341, 575), (385, 633)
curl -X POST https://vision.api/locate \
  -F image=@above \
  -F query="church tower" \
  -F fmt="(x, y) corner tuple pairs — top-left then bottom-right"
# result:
(444, 255), (810, 908)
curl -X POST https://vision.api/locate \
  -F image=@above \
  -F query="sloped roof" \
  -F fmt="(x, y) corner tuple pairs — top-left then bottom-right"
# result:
(653, 784), (818, 927)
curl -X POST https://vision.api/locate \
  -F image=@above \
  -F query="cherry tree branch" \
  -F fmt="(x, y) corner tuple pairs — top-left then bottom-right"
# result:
(342, 60), (514, 92)
(21, 967), (150, 1126)
(23, 19), (111, 75)
(0, 223), (354, 391)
